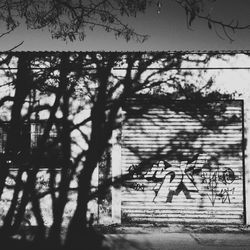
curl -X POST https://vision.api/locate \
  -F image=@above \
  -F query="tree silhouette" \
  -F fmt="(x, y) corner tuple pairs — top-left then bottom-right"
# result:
(0, 51), (239, 249)
(0, 0), (250, 49)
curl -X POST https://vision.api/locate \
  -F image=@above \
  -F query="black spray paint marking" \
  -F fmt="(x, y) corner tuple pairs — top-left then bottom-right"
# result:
(201, 167), (237, 205)
(128, 154), (238, 206)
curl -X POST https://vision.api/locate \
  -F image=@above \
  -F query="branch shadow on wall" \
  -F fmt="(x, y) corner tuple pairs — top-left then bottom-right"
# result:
(120, 96), (243, 223)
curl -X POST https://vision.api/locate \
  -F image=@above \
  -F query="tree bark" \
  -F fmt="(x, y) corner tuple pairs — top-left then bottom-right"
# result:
(64, 165), (94, 250)
(1, 169), (24, 236)
(48, 53), (73, 247)
(6, 53), (32, 155)
(0, 54), (32, 200)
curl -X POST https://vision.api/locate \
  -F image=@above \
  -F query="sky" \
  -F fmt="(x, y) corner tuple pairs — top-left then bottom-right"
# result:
(1, 0), (250, 51)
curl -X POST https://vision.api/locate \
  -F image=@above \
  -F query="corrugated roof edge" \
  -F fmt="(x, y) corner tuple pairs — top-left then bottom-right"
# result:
(0, 50), (250, 54)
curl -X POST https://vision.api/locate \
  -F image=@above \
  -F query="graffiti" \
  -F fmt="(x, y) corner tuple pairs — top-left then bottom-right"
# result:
(201, 167), (237, 206)
(128, 154), (239, 206)
(128, 154), (200, 202)
(128, 161), (176, 198)
(216, 187), (235, 204)
(201, 167), (236, 187)
(221, 168), (236, 184)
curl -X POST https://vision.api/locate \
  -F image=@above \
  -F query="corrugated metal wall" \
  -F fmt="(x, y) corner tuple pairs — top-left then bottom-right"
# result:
(121, 99), (244, 224)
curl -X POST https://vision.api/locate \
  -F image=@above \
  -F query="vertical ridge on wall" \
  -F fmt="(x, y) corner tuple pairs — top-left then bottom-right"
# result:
(121, 99), (244, 225)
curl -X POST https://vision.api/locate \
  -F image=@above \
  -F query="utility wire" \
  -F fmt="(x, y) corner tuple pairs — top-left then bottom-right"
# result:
(0, 67), (250, 70)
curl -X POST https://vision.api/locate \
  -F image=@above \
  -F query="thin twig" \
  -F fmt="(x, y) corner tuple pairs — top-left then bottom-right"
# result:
(8, 41), (24, 51)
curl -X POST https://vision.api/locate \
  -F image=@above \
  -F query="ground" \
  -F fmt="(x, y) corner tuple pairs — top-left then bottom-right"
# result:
(94, 223), (250, 234)
(105, 232), (250, 250)
(98, 223), (250, 250)
(2, 223), (250, 250)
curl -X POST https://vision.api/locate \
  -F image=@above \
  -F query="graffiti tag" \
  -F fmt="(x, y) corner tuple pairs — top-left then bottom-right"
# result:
(201, 167), (237, 205)
(128, 154), (239, 206)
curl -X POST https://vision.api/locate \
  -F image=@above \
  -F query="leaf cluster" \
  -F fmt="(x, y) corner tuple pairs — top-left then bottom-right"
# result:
(0, 0), (151, 43)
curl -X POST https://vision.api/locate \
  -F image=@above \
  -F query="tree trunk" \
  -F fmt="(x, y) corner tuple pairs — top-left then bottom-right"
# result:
(1, 169), (24, 236)
(6, 53), (32, 155)
(0, 54), (31, 200)
(0, 154), (9, 199)
(48, 53), (72, 247)
(64, 159), (97, 250)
